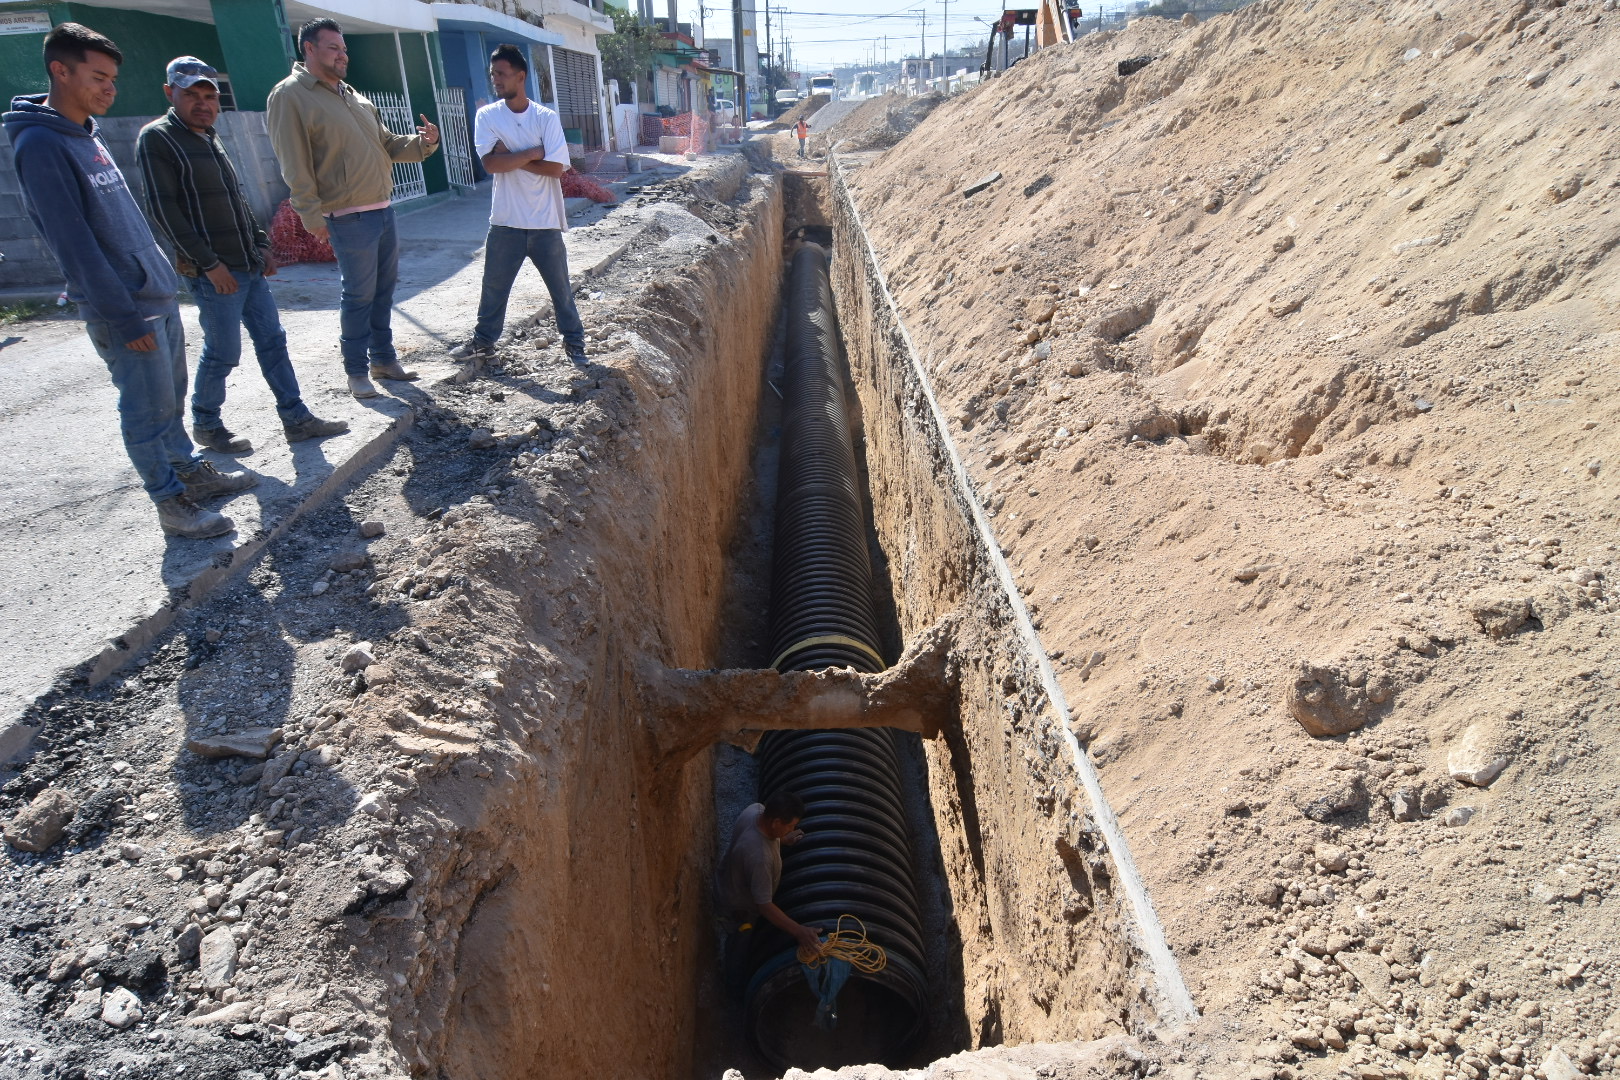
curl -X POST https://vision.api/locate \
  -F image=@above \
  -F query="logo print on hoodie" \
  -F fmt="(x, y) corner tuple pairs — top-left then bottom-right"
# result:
(88, 139), (125, 190)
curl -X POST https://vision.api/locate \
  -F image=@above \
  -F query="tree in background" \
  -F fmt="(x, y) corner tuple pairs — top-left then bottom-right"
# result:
(600, 8), (658, 94)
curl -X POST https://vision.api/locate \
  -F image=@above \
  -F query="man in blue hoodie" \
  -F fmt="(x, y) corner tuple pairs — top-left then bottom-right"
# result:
(4, 22), (256, 539)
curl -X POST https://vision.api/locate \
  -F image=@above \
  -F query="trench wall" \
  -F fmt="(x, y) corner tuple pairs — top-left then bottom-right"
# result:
(364, 166), (786, 1080)
(825, 162), (1182, 1046)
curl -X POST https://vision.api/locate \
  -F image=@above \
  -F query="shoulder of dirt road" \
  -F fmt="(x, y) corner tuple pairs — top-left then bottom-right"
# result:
(0, 152), (752, 768)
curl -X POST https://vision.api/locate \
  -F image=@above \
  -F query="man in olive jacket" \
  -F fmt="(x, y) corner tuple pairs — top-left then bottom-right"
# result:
(266, 17), (439, 399)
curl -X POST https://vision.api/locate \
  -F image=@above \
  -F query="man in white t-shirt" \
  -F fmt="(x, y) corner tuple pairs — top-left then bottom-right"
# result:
(449, 44), (587, 367)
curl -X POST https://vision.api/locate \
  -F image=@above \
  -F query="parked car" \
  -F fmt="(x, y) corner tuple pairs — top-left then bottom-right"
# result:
(712, 98), (737, 123)
(774, 89), (800, 106)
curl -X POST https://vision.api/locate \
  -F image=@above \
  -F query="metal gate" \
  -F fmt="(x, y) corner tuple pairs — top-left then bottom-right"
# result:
(363, 89), (427, 203)
(552, 48), (603, 151)
(434, 86), (476, 192)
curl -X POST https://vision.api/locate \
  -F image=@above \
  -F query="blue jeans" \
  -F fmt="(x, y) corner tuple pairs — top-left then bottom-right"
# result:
(189, 268), (312, 430)
(84, 305), (202, 503)
(472, 226), (585, 350)
(326, 207), (399, 376)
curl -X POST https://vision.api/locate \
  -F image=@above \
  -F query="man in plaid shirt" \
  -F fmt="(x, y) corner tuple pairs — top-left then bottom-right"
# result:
(137, 56), (348, 453)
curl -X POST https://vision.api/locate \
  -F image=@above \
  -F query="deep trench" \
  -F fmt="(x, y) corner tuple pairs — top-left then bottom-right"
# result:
(699, 227), (962, 1076)
(429, 165), (1161, 1080)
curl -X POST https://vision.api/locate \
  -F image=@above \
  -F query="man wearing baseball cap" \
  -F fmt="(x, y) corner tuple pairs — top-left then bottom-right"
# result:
(136, 56), (349, 454)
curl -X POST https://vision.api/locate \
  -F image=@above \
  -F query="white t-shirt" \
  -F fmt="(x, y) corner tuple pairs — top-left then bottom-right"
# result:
(474, 99), (570, 231)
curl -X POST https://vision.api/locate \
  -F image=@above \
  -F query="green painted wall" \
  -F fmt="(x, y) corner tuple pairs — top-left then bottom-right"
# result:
(0, 3), (222, 118)
(402, 32), (446, 193)
(0, 3), (75, 108)
(71, 6), (222, 116)
(346, 31), (449, 196)
(344, 33), (402, 95)
(210, 0), (292, 111)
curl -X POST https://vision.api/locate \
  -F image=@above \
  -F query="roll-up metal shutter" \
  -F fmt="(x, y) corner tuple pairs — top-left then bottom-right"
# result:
(552, 48), (604, 151)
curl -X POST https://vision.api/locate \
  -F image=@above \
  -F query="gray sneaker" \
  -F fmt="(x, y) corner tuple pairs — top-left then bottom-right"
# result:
(284, 415), (351, 443)
(565, 342), (589, 367)
(156, 494), (235, 539)
(193, 426), (253, 454)
(449, 340), (495, 362)
(177, 460), (258, 499)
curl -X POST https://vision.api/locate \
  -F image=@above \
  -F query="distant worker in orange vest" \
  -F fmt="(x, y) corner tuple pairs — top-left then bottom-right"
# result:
(795, 117), (809, 158)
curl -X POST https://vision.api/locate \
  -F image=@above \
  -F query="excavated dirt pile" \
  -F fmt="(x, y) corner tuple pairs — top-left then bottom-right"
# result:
(831, 0), (1620, 1077)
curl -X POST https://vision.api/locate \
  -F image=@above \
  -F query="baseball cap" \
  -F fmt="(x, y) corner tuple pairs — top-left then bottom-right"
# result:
(166, 56), (220, 89)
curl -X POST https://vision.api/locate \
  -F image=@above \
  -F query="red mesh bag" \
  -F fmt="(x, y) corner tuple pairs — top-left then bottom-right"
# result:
(561, 168), (616, 204)
(269, 200), (336, 265)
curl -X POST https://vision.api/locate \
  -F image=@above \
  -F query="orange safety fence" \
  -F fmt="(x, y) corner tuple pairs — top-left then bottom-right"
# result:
(661, 112), (710, 155)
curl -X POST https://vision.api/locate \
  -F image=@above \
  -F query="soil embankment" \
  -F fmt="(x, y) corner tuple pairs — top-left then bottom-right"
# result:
(834, 0), (1620, 1076)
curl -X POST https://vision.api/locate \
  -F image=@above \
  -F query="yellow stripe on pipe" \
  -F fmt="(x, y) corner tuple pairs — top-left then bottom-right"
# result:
(771, 634), (886, 673)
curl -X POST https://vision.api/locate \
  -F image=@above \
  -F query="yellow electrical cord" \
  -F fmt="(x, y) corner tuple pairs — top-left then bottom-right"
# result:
(796, 914), (888, 974)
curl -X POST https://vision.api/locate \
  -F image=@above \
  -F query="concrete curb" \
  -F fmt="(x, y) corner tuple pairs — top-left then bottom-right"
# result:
(831, 156), (1202, 1031)
(1, 409), (414, 764)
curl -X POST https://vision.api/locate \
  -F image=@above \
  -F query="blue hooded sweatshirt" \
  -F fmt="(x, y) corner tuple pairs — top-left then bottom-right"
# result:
(3, 94), (178, 344)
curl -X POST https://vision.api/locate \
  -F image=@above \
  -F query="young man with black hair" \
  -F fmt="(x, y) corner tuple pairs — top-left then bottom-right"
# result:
(3, 22), (255, 539)
(266, 18), (440, 400)
(447, 43), (588, 369)
(137, 56), (350, 453)
(718, 789), (822, 957)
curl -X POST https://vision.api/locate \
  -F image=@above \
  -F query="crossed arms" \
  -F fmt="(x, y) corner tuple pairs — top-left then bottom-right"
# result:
(480, 138), (567, 178)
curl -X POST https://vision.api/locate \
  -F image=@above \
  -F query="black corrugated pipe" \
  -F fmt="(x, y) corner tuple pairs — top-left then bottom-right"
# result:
(741, 244), (928, 1071)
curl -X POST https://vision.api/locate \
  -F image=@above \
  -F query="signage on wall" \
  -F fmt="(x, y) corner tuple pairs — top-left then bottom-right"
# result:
(0, 10), (51, 34)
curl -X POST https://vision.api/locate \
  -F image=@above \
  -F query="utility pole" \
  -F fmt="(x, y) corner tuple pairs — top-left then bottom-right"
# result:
(732, 0), (747, 122)
(941, 0), (949, 69)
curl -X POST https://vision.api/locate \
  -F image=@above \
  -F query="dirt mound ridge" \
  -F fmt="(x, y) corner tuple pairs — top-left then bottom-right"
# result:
(770, 92), (830, 130)
(841, 0), (1620, 1075)
(819, 91), (948, 152)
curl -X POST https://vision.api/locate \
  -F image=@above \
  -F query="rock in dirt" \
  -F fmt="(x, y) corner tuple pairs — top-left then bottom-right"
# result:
(341, 642), (376, 672)
(1391, 787), (1422, 822)
(3, 788), (76, 853)
(186, 727), (283, 760)
(1314, 843), (1350, 872)
(62, 988), (102, 1022)
(227, 866), (278, 907)
(1339, 952), (1394, 1006)
(963, 171), (1002, 197)
(199, 926), (238, 990)
(1468, 594), (1533, 637)
(1286, 662), (1393, 736)
(359, 520), (386, 538)
(292, 1035), (350, 1069)
(183, 1000), (255, 1028)
(1543, 1047), (1581, 1080)
(1447, 723), (1510, 787)
(99, 986), (142, 1029)
(175, 923), (203, 964)
(330, 550), (369, 572)
(1442, 806), (1476, 827)
(101, 949), (166, 996)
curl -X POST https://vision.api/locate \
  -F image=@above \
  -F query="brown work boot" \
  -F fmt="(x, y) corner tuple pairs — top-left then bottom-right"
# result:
(177, 460), (258, 499)
(284, 415), (351, 443)
(369, 360), (418, 381)
(156, 494), (235, 539)
(193, 426), (253, 454)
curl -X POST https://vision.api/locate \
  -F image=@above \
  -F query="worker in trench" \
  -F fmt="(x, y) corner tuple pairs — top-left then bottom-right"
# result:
(717, 790), (822, 991)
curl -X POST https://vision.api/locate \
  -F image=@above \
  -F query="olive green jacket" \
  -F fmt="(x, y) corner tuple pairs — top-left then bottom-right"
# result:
(266, 64), (438, 232)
